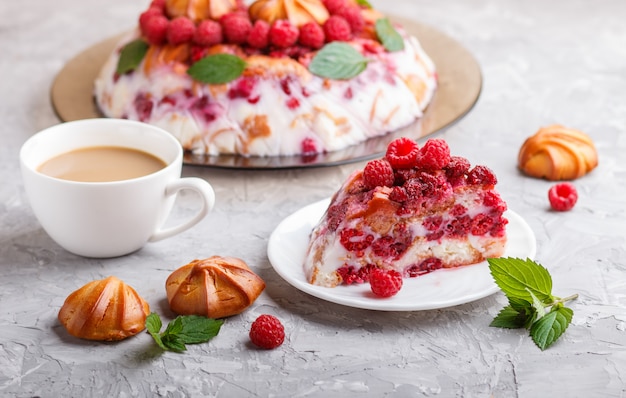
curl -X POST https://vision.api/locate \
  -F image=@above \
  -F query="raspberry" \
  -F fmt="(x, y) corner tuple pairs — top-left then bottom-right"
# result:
(406, 258), (443, 277)
(470, 213), (494, 235)
(228, 76), (258, 100)
(483, 191), (507, 212)
(194, 19), (223, 47)
(444, 215), (471, 237)
(139, 7), (163, 29)
(269, 20), (299, 48)
(423, 215), (443, 231)
(371, 236), (408, 258)
(142, 14), (169, 45)
(336, 6), (365, 33)
(444, 156), (471, 178)
(322, 0), (348, 14)
(301, 137), (318, 155)
(298, 22), (325, 49)
(548, 182), (578, 211)
(220, 12), (252, 44)
(150, 0), (166, 9)
(415, 138), (451, 171)
(247, 20), (270, 49)
(337, 264), (374, 284)
(134, 93), (154, 122)
(249, 314), (285, 349)
(467, 165), (498, 186)
(369, 268), (403, 298)
(339, 228), (374, 252)
(385, 137), (419, 169)
(490, 216), (508, 237)
(323, 15), (352, 42)
(167, 17), (196, 45)
(363, 159), (394, 189)
(389, 186), (408, 203)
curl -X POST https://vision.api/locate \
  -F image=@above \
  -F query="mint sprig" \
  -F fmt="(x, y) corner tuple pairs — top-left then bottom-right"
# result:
(309, 42), (369, 80)
(146, 313), (224, 352)
(355, 0), (372, 8)
(488, 257), (578, 350)
(187, 53), (246, 84)
(375, 18), (405, 52)
(116, 39), (149, 75)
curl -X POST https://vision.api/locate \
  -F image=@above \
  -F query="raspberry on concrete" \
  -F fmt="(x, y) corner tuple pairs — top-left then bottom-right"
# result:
(548, 182), (578, 211)
(249, 314), (285, 349)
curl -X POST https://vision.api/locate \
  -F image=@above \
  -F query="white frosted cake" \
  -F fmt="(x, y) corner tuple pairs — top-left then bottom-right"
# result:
(94, 0), (437, 157)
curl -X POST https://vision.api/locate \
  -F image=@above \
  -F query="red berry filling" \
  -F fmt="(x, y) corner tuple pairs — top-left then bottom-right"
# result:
(548, 182), (578, 211)
(339, 228), (374, 252)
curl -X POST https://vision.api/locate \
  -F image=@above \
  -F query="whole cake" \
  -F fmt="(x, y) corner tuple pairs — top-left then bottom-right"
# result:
(304, 137), (508, 287)
(94, 0), (437, 157)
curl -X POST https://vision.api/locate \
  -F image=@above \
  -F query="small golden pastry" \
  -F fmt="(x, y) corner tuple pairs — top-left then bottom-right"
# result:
(165, 0), (237, 22)
(58, 276), (150, 341)
(166, 256), (265, 318)
(518, 124), (598, 181)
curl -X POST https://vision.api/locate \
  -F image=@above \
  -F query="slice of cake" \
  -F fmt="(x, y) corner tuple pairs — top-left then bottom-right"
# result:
(304, 137), (508, 287)
(94, 0), (437, 157)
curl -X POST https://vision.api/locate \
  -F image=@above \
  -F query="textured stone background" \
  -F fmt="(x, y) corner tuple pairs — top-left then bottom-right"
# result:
(1, 0), (625, 396)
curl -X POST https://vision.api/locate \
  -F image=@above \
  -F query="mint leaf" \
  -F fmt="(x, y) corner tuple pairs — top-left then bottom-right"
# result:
(490, 305), (529, 329)
(530, 306), (573, 350)
(187, 53), (246, 84)
(355, 0), (372, 8)
(488, 257), (578, 350)
(488, 257), (553, 303)
(375, 18), (405, 52)
(145, 313), (223, 352)
(309, 42), (369, 80)
(116, 39), (149, 75)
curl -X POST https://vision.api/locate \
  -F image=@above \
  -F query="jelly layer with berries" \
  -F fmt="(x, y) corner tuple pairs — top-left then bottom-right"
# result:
(94, 31), (436, 157)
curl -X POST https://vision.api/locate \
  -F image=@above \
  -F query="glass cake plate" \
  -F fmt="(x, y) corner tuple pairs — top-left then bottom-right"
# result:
(51, 17), (482, 169)
(267, 198), (537, 311)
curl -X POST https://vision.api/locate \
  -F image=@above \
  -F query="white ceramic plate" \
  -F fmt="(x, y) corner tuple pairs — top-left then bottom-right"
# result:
(267, 198), (537, 311)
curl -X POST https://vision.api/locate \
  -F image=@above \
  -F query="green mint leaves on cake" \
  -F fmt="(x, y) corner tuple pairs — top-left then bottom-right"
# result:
(187, 53), (246, 84)
(309, 42), (369, 79)
(116, 39), (149, 75)
(375, 18), (405, 52)
(355, 0), (373, 8)
(488, 257), (578, 350)
(146, 313), (224, 352)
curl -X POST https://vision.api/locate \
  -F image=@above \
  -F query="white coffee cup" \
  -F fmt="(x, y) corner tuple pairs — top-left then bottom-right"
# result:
(20, 119), (215, 258)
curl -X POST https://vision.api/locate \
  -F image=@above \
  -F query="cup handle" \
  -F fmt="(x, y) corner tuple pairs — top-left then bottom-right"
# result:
(148, 177), (215, 242)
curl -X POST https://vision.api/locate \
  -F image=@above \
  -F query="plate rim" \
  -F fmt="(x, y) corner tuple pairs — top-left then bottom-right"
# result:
(50, 18), (482, 170)
(267, 198), (537, 311)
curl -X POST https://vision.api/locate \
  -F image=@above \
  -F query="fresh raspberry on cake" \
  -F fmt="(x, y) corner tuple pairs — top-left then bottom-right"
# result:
(303, 137), (509, 287)
(220, 12), (252, 44)
(336, 6), (365, 33)
(247, 20), (270, 49)
(269, 20), (300, 48)
(323, 15), (352, 42)
(139, 7), (163, 29)
(141, 14), (169, 45)
(194, 19), (223, 47)
(322, 0), (348, 14)
(299, 22), (325, 49)
(167, 17), (196, 45)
